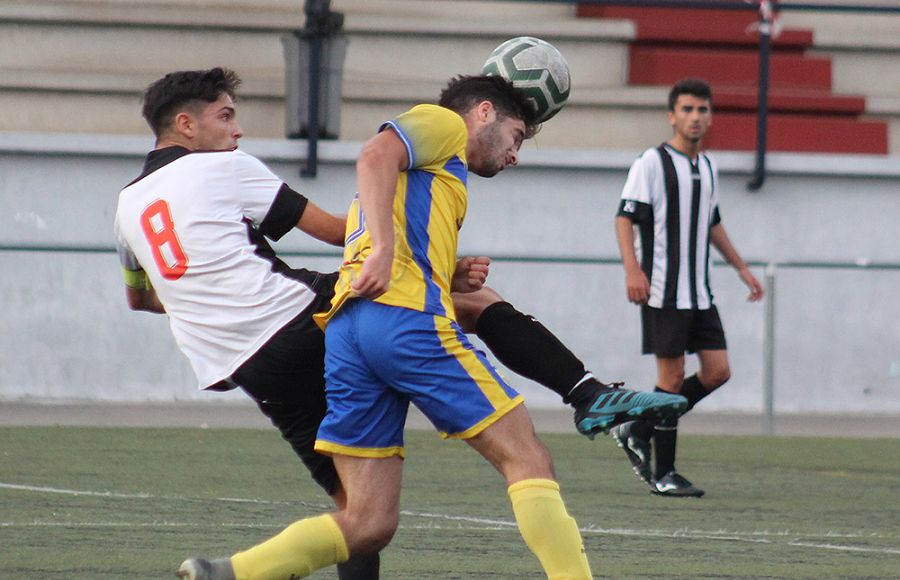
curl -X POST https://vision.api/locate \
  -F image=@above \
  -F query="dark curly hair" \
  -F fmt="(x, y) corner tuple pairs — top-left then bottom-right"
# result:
(141, 67), (242, 137)
(668, 78), (713, 111)
(438, 75), (540, 138)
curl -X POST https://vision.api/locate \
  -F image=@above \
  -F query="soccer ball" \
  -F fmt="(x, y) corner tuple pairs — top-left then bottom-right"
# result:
(482, 36), (571, 123)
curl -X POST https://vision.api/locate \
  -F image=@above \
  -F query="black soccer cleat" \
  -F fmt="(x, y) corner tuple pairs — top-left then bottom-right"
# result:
(611, 421), (654, 486)
(569, 380), (687, 439)
(651, 470), (705, 498)
(176, 557), (235, 580)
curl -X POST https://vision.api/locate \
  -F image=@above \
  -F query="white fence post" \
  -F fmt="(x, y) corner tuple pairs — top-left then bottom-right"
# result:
(762, 262), (777, 435)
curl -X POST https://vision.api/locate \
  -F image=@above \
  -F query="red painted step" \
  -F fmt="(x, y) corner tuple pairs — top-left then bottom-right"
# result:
(714, 87), (866, 115)
(630, 46), (832, 90)
(705, 113), (888, 154)
(577, 5), (813, 48)
(575, 2), (888, 155)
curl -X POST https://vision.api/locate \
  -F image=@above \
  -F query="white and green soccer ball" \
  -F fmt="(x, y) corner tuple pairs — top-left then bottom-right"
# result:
(482, 36), (571, 123)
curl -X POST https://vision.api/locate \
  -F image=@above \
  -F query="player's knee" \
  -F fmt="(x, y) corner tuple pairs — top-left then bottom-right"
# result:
(359, 515), (398, 554)
(505, 438), (556, 483)
(342, 510), (398, 555)
(454, 308), (479, 334)
(452, 287), (504, 332)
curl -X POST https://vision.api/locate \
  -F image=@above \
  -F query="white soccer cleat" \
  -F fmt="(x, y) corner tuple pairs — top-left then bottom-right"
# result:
(176, 557), (235, 580)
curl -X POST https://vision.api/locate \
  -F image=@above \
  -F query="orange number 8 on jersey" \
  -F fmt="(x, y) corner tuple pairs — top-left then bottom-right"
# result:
(140, 199), (188, 280)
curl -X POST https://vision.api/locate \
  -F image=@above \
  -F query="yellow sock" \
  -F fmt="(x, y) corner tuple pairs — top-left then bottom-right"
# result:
(230, 514), (349, 580)
(508, 479), (593, 580)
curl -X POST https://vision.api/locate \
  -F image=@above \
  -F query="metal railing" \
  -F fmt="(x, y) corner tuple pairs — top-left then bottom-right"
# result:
(5, 243), (898, 434)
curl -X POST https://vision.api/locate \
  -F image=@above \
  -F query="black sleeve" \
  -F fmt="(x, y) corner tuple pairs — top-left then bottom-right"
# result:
(258, 183), (309, 241)
(616, 199), (652, 224)
(711, 206), (722, 226)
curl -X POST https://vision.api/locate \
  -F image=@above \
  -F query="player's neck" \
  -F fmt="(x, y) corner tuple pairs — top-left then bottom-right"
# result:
(155, 132), (195, 151)
(667, 136), (702, 161)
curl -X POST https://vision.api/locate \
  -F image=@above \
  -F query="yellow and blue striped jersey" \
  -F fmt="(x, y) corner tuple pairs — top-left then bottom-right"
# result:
(316, 104), (469, 328)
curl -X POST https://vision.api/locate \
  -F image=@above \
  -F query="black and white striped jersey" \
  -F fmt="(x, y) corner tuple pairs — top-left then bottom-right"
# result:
(114, 146), (316, 388)
(617, 143), (722, 310)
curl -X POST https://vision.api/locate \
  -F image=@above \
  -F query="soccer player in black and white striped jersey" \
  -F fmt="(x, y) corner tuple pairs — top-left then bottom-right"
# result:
(613, 79), (764, 498)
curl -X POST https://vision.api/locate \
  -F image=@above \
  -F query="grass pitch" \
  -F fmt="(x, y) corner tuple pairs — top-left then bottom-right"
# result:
(1, 425), (898, 578)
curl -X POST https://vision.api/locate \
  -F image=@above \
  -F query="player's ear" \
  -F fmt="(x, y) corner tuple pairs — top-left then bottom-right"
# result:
(173, 110), (195, 137)
(476, 100), (495, 123)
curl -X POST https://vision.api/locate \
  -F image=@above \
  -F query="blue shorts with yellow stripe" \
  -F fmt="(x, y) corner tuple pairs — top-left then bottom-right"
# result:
(314, 299), (523, 458)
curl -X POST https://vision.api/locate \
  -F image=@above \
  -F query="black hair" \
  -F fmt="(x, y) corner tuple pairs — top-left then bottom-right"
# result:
(141, 67), (242, 137)
(668, 79), (713, 111)
(438, 75), (540, 137)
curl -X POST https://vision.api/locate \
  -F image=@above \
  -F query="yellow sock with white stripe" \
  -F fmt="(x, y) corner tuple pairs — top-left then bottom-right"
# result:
(508, 478), (593, 580)
(230, 514), (349, 580)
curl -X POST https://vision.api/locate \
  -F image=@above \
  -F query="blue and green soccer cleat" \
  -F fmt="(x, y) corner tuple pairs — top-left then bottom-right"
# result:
(571, 381), (687, 439)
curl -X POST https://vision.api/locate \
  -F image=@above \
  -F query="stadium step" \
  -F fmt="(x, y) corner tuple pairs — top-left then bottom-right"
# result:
(0, 0), (897, 155)
(576, 4), (814, 49)
(577, 2), (890, 155)
(706, 112), (888, 154)
(712, 87), (866, 116)
(0, 0), (634, 144)
(628, 46), (833, 91)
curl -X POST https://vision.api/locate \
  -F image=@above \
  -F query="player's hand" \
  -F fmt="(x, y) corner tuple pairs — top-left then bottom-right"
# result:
(351, 247), (393, 299)
(625, 267), (650, 304)
(452, 256), (490, 293)
(739, 267), (765, 302)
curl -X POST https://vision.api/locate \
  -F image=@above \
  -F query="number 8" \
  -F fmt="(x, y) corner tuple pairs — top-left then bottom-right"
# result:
(140, 199), (188, 280)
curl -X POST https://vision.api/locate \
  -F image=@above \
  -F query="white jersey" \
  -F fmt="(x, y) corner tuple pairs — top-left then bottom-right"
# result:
(114, 147), (317, 388)
(617, 144), (721, 310)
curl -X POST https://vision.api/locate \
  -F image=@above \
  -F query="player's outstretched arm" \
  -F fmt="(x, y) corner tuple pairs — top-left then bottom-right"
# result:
(296, 201), (346, 247)
(709, 223), (764, 302)
(351, 129), (407, 299)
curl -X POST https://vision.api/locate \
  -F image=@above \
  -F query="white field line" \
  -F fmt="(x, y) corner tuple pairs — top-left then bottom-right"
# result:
(0, 482), (329, 510)
(787, 540), (900, 555)
(3, 482), (899, 556)
(0, 482), (152, 499)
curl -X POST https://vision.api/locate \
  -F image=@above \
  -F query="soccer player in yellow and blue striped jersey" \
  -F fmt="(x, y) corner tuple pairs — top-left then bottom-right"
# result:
(192, 76), (594, 580)
(316, 102), (470, 325)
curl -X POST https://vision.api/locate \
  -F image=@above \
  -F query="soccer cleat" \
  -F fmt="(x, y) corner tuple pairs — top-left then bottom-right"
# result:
(176, 557), (235, 580)
(611, 421), (653, 486)
(570, 381), (687, 439)
(651, 471), (705, 498)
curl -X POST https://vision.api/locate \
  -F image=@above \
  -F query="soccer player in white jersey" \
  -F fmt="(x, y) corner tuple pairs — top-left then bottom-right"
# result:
(614, 79), (764, 497)
(114, 67), (384, 580)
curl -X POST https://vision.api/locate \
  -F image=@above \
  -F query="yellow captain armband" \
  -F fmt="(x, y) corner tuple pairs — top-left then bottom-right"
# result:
(122, 268), (152, 291)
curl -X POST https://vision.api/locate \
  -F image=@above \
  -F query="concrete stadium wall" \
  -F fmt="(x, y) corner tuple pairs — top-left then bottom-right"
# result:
(2, 132), (899, 416)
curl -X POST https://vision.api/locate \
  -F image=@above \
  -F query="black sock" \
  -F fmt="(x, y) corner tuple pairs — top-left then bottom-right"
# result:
(337, 552), (380, 580)
(680, 374), (709, 414)
(474, 301), (588, 401)
(653, 387), (678, 478)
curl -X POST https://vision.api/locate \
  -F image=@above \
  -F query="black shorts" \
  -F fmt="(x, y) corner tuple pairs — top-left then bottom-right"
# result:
(641, 305), (727, 357)
(229, 272), (340, 496)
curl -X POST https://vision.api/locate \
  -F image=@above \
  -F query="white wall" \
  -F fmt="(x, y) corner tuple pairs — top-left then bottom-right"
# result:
(2, 133), (899, 415)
